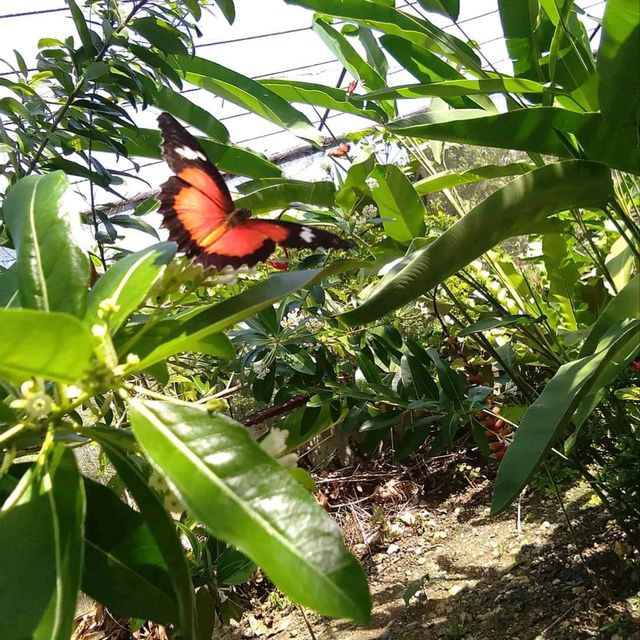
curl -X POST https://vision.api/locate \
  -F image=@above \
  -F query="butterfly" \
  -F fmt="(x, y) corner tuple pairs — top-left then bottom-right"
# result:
(157, 113), (351, 270)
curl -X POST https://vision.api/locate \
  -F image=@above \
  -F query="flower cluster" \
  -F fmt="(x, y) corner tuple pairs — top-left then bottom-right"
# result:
(365, 177), (379, 190)
(361, 204), (378, 219)
(280, 307), (303, 330)
(305, 316), (323, 333)
(252, 360), (270, 380)
(148, 469), (184, 514)
(11, 380), (55, 421)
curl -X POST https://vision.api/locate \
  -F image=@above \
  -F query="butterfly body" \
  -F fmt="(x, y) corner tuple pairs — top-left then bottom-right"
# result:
(157, 113), (350, 270)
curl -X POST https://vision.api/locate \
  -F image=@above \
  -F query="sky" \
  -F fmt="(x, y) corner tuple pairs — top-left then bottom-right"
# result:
(0, 0), (606, 256)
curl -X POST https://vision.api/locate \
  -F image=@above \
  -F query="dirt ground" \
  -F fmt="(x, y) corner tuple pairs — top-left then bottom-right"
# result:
(217, 459), (640, 640)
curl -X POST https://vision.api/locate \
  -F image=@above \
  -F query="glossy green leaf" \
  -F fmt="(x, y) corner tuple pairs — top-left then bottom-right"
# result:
(368, 164), (426, 243)
(0, 445), (84, 640)
(580, 275), (640, 357)
(136, 75), (229, 143)
(234, 179), (336, 214)
(385, 108), (640, 175)
(497, 0), (542, 80)
(96, 439), (197, 639)
(425, 348), (464, 408)
(260, 79), (387, 122)
(80, 126), (282, 178)
(416, 0), (459, 20)
(131, 17), (188, 55)
(458, 314), (539, 337)
(358, 26), (388, 77)
(380, 35), (492, 110)
(213, 0), (236, 24)
(341, 161), (613, 325)
(118, 261), (366, 370)
(128, 399), (371, 623)
(85, 243), (176, 335)
(83, 478), (178, 624)
(67, 0), (94, 53)
(0, 309), (94, 383)
(491, 319), (640, 515)
(314, 18), (386, 91)
(414, 162), (533, 195)
(358, 78), (555, 101)
(285, 0), (480, 70)
(542, 234), (581, 331)
(3, 173), (90, 316)
(597, 0), (640, 128)
(171, 55), (323, 146)
(0, 265), (19, 308)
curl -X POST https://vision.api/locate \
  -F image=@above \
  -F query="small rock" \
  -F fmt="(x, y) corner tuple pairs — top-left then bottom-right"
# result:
(387, 544), (400, 555)
(448, 584), (464, 596)
(398, 511), (416, 526)
(541, 520), (552, 530)
(290, 631), (298, 638)
(417, 557), (427, 565)
(427, 519), (438, 528)
(434, 530), (448, 540)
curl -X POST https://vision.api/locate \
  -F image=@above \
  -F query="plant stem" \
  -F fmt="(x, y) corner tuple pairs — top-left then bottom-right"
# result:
(0, 424), (29, 448)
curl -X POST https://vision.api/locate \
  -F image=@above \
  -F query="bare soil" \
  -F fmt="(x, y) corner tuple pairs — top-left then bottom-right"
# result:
(218, 457), (640, 640)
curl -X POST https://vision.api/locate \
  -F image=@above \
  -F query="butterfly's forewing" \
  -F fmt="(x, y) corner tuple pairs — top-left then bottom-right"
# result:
(158, 113), (233, 259)
(157, 112), (351, 270)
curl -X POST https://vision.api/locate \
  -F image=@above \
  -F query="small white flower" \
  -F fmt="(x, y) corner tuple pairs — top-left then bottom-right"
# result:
(361, 204), (378, 219)
(365, 177), (379, 190)
(305, 317), (323, 333)
(416, 301), (430, 317)
(148, 469), (168, 492)
(260, 427), (289, 457)
(320, 159), (332, 173)
(280, 307), (303, 330)
(91, 323), (108, 338)
(25, 392), (53, 419)
(252, 360), (269, 380)
(443, 314), (455, 326)
(163, 493), (184, 514)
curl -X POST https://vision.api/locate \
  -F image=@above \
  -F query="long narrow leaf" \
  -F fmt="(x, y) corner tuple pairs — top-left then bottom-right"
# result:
(340, 161), (613, 325)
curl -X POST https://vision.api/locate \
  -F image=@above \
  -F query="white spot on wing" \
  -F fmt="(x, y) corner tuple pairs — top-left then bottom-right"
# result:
(176, 145), (206, 161)
(300, 226), (315, 244)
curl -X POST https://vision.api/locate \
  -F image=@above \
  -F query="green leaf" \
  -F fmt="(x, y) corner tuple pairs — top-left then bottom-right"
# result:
(542, 234), (581, 331)
(358, 78), (556, 101)
(67, 0), (94, 53)
(0, 265), (19, 308)
(260, 79), (387, 122)
(491, 319), (640, 515)
(234, 179), (336, 214)
(85, 243), (176, 334)
(380, 35), (493, 110)
(93, 126), (282, 178)
(285, 0), (480, 70)
(416, 0), (459, 20)
(171, 55), (323, 146)
(0, 309), (94, 384)
(458, 314), (539, 337)
(135, 74), (229, 143)
(83, 478), (178, 624)
(358, 26), (389, 77)
(189, 333), (236, 359)
(0, 445), (85, 640)
(597, 0), (640, 128)
(131, 17), (188, 55)
(414, 162), (534, 196)
(128, 399), (371, 623)
(385, 108), (640, 175)
(3, 173), (89, 316)
(117, 261), (366, 370)
(425, 348), (464, 408)
(96, 439), (197, 639)
(340, 161), (613, 325)
(85, 61), (110, 80)
(580, 275), (640, 357)
(213, 0), (236, 24)
(497, 0), (542, 80)
(368, 164), (426, 242)
(312, 18), (392, 118)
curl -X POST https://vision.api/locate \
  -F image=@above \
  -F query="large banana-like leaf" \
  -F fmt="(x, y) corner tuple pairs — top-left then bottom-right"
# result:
(340, 161), (613, 325)
(385, 108), (640, 175)
(285, 0), (481, 71)
(597, 0), (640, 128)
